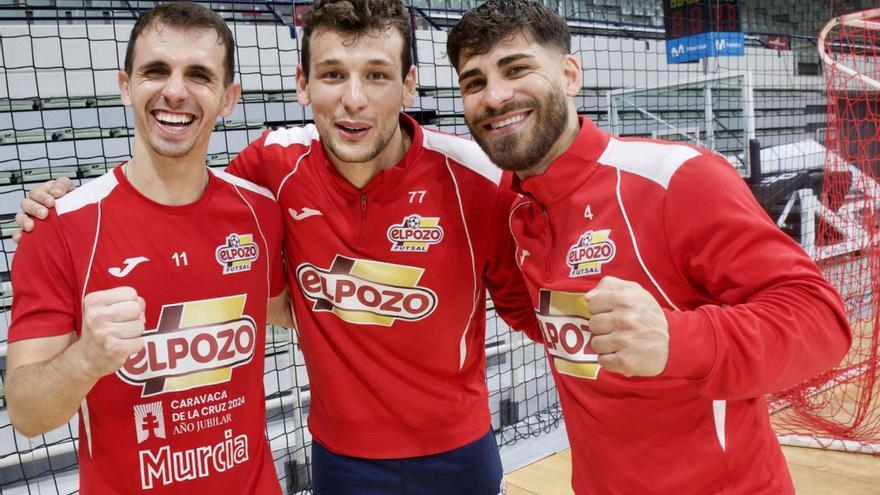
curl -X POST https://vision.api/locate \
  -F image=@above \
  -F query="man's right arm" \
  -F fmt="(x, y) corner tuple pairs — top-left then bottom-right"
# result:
(7, 287), (146, 437)
(7, 333), (97, 437)
(9, 207), (147, 436)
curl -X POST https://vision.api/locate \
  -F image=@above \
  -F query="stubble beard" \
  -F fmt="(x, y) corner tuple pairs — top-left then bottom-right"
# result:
(323, 118), (398, 165)
(468, 86), (569, 172)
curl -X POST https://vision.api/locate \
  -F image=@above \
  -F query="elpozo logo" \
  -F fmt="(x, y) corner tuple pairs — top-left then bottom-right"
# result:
(215, 233), (259, 274)
(536, 289), (600, 380)
(117, 295), (256, 397)
(567, 229), (615, 277)
(387, 215), (444, 252)
(297, 255), (437, 326)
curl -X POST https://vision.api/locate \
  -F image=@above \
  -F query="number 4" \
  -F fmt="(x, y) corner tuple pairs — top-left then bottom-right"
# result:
(172, 252), (189, 267)
(584, 205), (594, 220)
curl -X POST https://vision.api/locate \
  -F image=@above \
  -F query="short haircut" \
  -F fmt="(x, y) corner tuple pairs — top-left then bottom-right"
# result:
(124, 2), (235, 86)
(446, 0), (571, 71)
(300, 0), (413, 80)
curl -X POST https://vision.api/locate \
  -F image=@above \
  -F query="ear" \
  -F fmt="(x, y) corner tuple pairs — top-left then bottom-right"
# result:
(118, 70), (132, 106)
(296, 65), (311, 106)
(402, 65), (417, 108)
(561, 54), (582, 98)
(219, 81), (242, 118)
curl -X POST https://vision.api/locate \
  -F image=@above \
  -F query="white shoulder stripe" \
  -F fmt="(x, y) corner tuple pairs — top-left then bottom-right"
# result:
(57, 170), (118, 216)
(422, 129), (501, 184)
(213, 169), (276, 201)
(597, 138), (701, 189)
(265, 124), (320, 148)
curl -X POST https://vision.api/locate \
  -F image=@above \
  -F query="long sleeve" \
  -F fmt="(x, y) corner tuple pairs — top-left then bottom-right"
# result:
(660, 155), (851, 400)
(484, 186), (542, 342)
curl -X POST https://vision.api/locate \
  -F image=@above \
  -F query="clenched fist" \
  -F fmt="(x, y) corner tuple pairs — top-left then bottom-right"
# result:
(74, 287), (146, 379)
(586, 276), (670, 377)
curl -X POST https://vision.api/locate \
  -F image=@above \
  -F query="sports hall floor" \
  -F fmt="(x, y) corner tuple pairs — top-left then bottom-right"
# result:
(507, 447), (880, 494)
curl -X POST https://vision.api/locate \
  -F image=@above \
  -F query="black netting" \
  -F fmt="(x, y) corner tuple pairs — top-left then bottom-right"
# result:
(1, 1), (871, 493)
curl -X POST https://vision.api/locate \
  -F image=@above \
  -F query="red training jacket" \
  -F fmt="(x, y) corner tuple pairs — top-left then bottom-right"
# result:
(508, 117), (851, 494)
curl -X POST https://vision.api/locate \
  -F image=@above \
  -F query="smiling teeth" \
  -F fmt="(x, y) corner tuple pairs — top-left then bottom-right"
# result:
(491, 113), (526, 130)
(155, 111), (194, 125)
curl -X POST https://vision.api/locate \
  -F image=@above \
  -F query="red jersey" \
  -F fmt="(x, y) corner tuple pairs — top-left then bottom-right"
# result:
(226, 114), (540, 458)
(508, 118), (851, 494)
(9, 165), (285, 494)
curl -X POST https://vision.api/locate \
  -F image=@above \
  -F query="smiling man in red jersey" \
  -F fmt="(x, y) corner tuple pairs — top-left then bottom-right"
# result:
(14, 1), (540, 494)
(223, 2), (540, 493)
(5, 3), (289, 494)
(447, 1), (852, 494)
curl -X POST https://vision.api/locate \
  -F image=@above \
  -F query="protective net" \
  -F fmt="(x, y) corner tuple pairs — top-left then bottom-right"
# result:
(0, 0), (874, 493)
(769, 7), (880, 454)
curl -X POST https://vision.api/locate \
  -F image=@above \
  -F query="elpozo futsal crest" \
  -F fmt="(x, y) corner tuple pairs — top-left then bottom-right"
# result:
(296, 255), (438, 326)
(117, 295), (256, 397)
(215, 233), (259, 274)
(536, 289), (600, 380)
(387, 215), (444, 252)
(567, 229), (615, 277)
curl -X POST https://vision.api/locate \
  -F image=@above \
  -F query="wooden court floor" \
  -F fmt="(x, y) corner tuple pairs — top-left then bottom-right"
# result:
(505, 446), (880, 494)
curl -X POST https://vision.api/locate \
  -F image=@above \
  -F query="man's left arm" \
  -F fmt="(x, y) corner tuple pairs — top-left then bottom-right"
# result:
(659, 156), (851, 399)
(588, 155), (850, 399)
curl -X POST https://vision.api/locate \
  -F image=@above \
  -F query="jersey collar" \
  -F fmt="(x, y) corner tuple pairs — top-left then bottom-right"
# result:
(318, 113), (425, 199)
(512, 117), (610, 205)
(113, 162), (217, 215)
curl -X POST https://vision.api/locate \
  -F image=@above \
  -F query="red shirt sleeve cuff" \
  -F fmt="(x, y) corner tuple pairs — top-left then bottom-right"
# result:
(661, 308), (716, 380)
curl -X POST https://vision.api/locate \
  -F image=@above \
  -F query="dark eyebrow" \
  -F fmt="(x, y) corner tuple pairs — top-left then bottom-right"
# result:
(458, 53), (536, 83)
(137, 61), (218, 80)
(314, 58), (395, 70)
(138, 61), (169, 74)
(497, 53), (535, 66)
(188, 64), (219, 79)
(458, 67), (483, 83)
(365, 59), (395, 68)
(314, 59), (344, 69)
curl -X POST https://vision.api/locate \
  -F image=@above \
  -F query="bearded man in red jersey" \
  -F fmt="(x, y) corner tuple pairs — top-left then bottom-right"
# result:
(447, 1), (851, 494)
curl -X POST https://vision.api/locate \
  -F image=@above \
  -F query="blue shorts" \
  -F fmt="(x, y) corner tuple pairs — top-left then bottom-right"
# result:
(311, 429), (504, 495)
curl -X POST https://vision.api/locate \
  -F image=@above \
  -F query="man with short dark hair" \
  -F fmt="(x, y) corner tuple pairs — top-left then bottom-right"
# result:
(225, 1), (539, 492)
(5, 3), (288, 493)
(14, 1), (540, 493)
(447, 1), (851, 494)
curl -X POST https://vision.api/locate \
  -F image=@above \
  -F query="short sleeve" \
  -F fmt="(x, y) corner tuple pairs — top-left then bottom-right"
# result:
(9, 211), (78, 342)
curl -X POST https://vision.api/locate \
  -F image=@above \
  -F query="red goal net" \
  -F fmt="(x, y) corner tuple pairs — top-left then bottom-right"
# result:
(770, 7), (880, 453)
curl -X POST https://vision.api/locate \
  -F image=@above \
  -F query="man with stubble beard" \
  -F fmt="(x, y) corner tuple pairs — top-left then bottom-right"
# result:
(447, 1), (851, 494)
